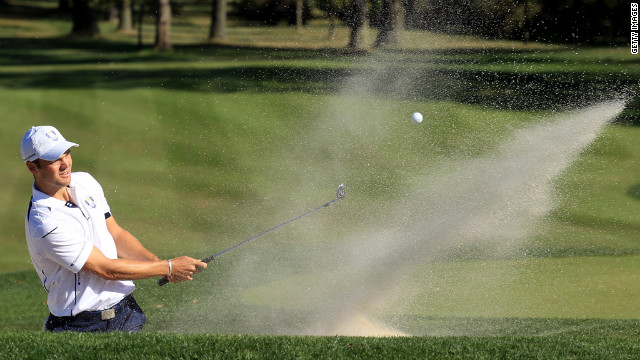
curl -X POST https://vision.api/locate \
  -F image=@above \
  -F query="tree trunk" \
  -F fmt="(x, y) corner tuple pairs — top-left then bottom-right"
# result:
(295, 0), (303, 31)
(403, 0), (416, 29)
(119, 0), (134, 32)
(137, 1), (144, 49)
(71, 0), (100, 37)
(327, 10), (336, 40)
(522, 0), (530, 42)
(209, 0), (226, 41)
(347, 0), (367, 50)
(155, 0), (172, 51)
(59, 0), (70, 11)
(108, 4), (119, 23)
(374, 0), (404, 47)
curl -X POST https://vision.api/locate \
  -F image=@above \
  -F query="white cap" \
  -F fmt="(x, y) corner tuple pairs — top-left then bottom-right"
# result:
(21, 126), (79, 163)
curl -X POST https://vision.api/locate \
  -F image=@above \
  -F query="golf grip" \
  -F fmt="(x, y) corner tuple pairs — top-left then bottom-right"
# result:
(158, 255), (211, 286)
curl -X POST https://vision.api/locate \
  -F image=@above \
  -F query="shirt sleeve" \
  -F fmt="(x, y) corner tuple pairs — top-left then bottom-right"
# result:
(95, 180), (111, 217)
(73, 172), (112, 216)
(39, 223), (93, 273)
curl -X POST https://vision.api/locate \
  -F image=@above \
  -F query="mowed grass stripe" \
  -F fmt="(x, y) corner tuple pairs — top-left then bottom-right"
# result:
(400, 255), (640, 322)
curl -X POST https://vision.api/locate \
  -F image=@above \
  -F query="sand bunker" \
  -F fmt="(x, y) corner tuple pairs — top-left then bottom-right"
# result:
(330, 313), (406, 337)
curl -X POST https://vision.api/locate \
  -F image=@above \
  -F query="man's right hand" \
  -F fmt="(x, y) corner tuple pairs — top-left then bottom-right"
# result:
(167, 256), (207, 283)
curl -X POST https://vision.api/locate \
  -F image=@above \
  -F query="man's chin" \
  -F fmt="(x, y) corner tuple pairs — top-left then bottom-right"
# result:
(57, 176), (72, 187)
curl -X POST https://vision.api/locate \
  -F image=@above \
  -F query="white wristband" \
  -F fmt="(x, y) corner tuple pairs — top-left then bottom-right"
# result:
(167, 259), (173, 276)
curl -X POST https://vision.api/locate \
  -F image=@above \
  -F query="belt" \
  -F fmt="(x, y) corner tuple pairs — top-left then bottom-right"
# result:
(51, 294), (132, 322)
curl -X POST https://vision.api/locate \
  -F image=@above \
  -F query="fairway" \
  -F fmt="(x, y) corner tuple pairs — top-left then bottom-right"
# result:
(2, 0), (640, 357)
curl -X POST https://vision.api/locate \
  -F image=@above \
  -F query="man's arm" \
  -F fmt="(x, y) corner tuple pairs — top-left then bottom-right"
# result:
(81, 216), (207, 282)
(82, 246), (170, 280)
(82, 246), (206, 282)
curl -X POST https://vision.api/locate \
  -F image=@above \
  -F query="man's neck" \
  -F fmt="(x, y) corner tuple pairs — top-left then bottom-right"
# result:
(35, 182), (71, 202)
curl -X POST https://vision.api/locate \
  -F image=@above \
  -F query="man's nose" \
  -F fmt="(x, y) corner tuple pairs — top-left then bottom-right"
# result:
(60, 156), (71, 167)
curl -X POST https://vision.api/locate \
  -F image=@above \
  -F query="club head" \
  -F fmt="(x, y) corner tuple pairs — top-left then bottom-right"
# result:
(336, 183), (346, 200)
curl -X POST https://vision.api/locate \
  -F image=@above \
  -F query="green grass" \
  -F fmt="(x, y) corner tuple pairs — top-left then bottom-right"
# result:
(4, 269), (640, 358)
(2, 0), (640, 357)
(402, 255), (640, 320)
(3, 329), (640, 359)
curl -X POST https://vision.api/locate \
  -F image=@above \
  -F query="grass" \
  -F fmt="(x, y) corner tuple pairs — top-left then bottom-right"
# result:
(4, 269), (640, 357)
(402, 255), (640, 320)
(2, 0), (640, 357)
(3, 329), (640, 359)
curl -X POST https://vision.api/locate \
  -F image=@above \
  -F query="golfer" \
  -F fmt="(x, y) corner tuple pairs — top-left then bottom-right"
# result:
(22, 125), (207, 332)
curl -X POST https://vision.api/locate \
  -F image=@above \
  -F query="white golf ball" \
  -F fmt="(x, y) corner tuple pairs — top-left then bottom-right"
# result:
(411, 112), (423, 124)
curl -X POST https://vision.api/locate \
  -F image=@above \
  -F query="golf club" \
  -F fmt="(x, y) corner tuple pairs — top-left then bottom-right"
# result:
(158, 183), (346, 286)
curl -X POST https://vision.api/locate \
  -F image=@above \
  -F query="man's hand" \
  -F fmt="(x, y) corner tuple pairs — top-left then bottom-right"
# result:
(167, 256), (207, 283)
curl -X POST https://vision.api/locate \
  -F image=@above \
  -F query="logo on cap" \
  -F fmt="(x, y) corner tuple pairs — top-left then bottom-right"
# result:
(45, 130), (59, 141)
(84, 196), (96, 209)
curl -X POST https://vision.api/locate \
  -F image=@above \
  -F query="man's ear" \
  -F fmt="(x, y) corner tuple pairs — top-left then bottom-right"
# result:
(26, 161), (38, 176)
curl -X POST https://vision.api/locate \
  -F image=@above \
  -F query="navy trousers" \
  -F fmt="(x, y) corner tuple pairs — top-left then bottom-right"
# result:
(44, 294), (146, 333)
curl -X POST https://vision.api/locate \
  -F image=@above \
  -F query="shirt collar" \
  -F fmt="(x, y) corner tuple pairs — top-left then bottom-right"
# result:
(31, 178), (77, 208)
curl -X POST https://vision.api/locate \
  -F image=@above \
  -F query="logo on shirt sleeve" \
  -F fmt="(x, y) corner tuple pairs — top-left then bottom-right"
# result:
(84, 196), (97, 209)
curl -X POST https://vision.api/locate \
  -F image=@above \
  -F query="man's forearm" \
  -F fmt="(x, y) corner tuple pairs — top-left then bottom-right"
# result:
(97, 258), (169, 280)
(84, 246), (169, 280)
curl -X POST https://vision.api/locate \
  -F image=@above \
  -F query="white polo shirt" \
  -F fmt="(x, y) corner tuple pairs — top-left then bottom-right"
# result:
(25, 172), (135, 317)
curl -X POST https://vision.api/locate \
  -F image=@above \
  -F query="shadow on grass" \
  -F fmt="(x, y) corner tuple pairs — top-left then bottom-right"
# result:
(0, 66), (346, 93)
(627, 184), (640, 201)
(0, 34), (638, 115)
(0, 36), (364, 65)
(0, 64), (635, 114)
(5, 35), (640, 68)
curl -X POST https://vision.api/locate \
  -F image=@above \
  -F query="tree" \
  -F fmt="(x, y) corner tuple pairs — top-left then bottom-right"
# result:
(71, 0), (100, 37)
(402, 0), (418, 29)
(373, 0), (404, 47)
(209, 0), (226, 41)
(530, 0), (628, 44)
(327, 8), (336, 40)
(59, 0), (70, 11)
(118, 0), (134, 32)
(107, 3), (119, 23)
(295, 0), (303, 30)
(137, 0), (145, 49)
(316, 0), (350, 40)
(347, 0), (367, 50)
(155, 0), (172, 51)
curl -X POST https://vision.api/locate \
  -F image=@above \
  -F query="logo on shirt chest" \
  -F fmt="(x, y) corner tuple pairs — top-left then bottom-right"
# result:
(84, 196), (97, 209)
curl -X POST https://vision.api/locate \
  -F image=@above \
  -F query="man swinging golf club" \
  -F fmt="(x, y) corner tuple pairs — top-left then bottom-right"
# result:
(21, 126), (206, 332)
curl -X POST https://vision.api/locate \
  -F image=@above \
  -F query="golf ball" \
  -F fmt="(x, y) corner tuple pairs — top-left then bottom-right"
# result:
(411, 112), (423, 124)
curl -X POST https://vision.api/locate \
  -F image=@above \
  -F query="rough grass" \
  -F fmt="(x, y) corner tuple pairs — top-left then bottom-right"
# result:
(2, 329), (640, 359)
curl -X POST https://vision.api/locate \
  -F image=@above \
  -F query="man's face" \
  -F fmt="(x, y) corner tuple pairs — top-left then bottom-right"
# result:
(27, 149), (73, 191)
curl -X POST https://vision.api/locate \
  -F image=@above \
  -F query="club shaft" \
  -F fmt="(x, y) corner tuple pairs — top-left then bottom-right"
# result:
(202, 197), (340, 263)
(158, 194), (343, 286)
